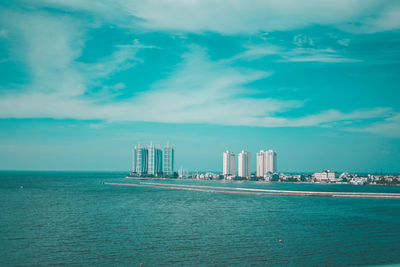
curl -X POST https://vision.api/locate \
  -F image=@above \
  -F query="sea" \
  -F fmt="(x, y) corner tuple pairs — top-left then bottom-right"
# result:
(1, 171), (400, 266)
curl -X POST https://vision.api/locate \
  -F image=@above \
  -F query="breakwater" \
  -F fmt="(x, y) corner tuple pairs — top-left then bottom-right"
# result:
(104, 182), (400, 199)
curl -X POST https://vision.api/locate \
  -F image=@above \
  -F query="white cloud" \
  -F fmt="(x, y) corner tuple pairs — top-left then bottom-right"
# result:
(15, 0), (400, 34)
(1, 9), (91, 97)
(0, 4), (396, 137)
(124, 0), (400, 34)
(230, 44), (361, 63)
(347, 114), (400, 138)
(225, 44), (281, 62)
(0, 46), (293, 125)
(337, 38), (350, 47)
(340, 2), (400, 33)
(0, 45), (392, 131)
(282, 108), (392, 127)
(0, 8), (155, 98)
(293, 34), (314, 46)
(285, 47), (361, 63)
(116, 39), (158, 49)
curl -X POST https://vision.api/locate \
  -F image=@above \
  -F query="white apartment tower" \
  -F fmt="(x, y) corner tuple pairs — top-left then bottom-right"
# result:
(256, 149), (277, 177)
(256, 150), (265, 177)
(238, 150), (251, 178)
(223, 150), (235, 176)
(265, 149), (277, 173)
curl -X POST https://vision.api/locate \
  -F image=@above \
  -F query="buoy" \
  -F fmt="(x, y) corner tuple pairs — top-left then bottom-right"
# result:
(279, 239), (282, 243)
(20, 186), (23, 189)
(140, 263), (143, 267)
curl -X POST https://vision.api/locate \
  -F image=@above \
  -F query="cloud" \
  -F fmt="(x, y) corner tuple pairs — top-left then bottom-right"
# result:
(0, 46), (293, 125)
(14, 0), (400, 34)
(293, 34), (314, 47)
(1, 9), (86, 96)
(81, 40), (151, 83)
(0, 8), (155, 97)
(0, 3), (397, 138)
(126, 46), (299, 126)
(340, 2), (400, 33)
(337, 38), (350, 47)
(116, 39), (158, 49)
(346, 113), (400, 138)
(0, 44), (392, 132)
(125, 0), (400, 34)
(225, 44), (282, 62)
(281, 108), (392, 127)
(282, 48), (362, 63)
(230, 43), (361, 63)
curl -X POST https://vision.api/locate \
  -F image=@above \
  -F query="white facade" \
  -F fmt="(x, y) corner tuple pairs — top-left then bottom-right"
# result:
(265, 149), (277, 173)
(238, 150), (251, 178)
(313, 170), (338, 182)
(256, 151), (265, 177)
(256, 149), (277, 177)
(223, 150), (235, 176)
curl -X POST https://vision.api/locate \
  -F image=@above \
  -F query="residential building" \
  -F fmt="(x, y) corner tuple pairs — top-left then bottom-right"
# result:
(132, 142), (174, 176)
(223, 150), (236, 176)
(148, 143), (163, 175)
(256, 149), (277, 177)
(238, 150), (251, 178)
(133, 144), (148, 175)
(256, 150), (265, 177)
(265, 149), (277, 173)
(163, 143), (175, 175)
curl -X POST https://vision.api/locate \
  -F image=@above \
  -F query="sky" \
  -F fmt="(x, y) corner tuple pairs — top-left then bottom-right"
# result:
(0, 0), (399, 172)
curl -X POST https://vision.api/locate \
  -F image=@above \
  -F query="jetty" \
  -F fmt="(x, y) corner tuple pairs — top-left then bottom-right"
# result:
(103, 182), (400, 199)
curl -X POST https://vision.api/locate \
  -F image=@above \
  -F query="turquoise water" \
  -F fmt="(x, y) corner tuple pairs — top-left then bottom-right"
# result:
(1, 171), (400, 266)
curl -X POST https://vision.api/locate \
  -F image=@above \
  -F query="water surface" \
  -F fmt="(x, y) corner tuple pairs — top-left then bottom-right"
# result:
(1, 171), (400, 266)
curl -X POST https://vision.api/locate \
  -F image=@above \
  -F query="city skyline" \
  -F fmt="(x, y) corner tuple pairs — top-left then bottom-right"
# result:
(0, 1), (399, 172)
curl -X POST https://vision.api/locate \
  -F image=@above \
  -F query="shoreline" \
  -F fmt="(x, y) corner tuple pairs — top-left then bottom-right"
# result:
(125, 176), (400, 186)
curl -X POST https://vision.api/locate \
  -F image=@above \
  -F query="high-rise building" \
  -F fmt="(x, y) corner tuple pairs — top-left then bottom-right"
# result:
(238, 150), (251, 178)
(223, 150), (235, 176)
(256, 150), (265, 177)
(163, 143), (174, 175)
(132, 142), (174, 176)
(133, 144), (148, 175)
(148, 143), (163, 175)
(265, 149), (277, 173)
(255, 149), (277, 177)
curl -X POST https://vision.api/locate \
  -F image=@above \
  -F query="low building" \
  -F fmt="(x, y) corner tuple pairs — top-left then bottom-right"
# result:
(313, 170), (339, 182)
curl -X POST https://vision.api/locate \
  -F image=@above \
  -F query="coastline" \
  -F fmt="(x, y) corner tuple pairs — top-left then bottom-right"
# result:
(125, 176), (400, 186)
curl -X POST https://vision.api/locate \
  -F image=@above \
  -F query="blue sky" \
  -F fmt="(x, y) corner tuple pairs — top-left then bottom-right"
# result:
(0, 0), (399, 172)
